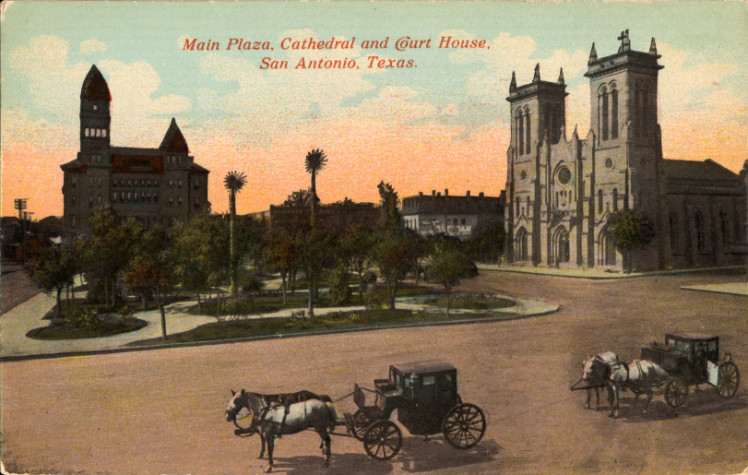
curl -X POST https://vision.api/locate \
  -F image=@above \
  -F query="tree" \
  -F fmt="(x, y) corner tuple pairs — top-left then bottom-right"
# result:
(467, 221), (506, 263)
(125, 257), (172, 340)
(377, 180), (401, 236)
(304, 149), (328, 317)
(340, 225), (377, 297)
(305, 149), (328, 232)
(171, 216), (229, 310)
(224, 171), (247, 298)
(372, 234), (420, 310)
(429, 248), (474, 317)
(607, 211), (655, 273)
(74, 209), (143, 307)
(34, 247), (76, 317)
(262, 233), (301, 305)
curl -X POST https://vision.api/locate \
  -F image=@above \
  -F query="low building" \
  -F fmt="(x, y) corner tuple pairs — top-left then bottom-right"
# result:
(402, 189), (504, 241)
(261, 199), (380, 236)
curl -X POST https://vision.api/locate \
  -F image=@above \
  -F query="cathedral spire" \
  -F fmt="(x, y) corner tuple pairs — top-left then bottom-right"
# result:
(618, 29), (631, 53)
(532, 63), (540, 83)
(649, 37), (658, 55)
(510, 71), (517, 92)
(588, 42), (597, 64)
(557, 68), (565, 85)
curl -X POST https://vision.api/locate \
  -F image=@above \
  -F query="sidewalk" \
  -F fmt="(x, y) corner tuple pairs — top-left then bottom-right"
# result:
(479, 263), (747, 280)
(0, 288), (557, 360)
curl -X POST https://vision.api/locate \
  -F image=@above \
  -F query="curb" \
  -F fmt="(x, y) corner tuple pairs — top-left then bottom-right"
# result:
(0, 304), (559, 363)
(479, 265), (746, 280)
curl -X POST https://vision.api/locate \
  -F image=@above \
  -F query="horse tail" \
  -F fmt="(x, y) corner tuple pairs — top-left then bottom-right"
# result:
(325, 402), (339, 429)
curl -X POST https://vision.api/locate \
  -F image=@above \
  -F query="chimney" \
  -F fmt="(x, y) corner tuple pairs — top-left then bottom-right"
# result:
(466, 190), (471, 197)
(432, 190), (436, 196)
(479, 192), (484, 197)
(419, 191), (423, 197)
(444, 189), (449, 196)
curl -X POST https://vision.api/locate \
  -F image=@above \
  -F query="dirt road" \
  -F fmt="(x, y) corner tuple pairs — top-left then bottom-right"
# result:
(2, 271), (747, 474)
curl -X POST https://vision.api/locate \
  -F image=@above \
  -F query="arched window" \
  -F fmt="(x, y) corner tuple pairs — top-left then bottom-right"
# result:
(526, 196), (531, 216)
(634, 83), (642, 137)
(84, 128), (89, 137)
(601, 88), (609, 141)
(720, 211), (729, 245)
(611, 86), (618, 139)
(102, 129), (107, 138)
(597, 189), (603, 213)
(525, 109), (531, 154)
(642, 84), (650, 138)
(517, 111), (524, 155)
(695, 211), (705, 251)
(612, 189), (618, 211)
(669, 212), (679, 250)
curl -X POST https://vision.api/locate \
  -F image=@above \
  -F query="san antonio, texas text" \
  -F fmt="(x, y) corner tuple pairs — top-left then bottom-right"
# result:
(182, 35), (489, 70)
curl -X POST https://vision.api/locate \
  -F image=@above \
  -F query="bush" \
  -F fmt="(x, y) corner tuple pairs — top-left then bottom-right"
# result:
(329, 265), (352, 306)
(364, 286), (390, 309)
(58, 306), (104, 330)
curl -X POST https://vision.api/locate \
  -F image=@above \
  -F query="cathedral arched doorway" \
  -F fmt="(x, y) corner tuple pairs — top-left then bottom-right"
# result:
(515, 227), (528, 261)
(552, 226), (570, 264)
(598, 226), (617, 266)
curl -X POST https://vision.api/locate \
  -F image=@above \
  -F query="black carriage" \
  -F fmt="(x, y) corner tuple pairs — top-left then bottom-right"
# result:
(640, 332), (740, 407)
(344, 361), (487, 460)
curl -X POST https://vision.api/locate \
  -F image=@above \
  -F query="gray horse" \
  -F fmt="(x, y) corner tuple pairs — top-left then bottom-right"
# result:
(605, 359), (669, 418)
(225, 389), (338, 472)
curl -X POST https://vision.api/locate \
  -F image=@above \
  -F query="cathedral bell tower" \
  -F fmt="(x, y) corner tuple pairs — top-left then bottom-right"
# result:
(505, 65), (567, 264)
(79, 65), (111, 166)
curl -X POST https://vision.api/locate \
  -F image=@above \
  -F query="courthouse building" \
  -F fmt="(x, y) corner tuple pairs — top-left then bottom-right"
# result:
(504, 31), (746, 271)
(61, 65), (210, 235)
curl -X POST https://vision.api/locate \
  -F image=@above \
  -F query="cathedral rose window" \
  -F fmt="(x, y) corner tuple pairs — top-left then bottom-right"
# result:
(557, 166), (571, 185)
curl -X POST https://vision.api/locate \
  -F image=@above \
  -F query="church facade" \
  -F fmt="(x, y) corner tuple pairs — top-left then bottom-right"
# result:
(61, 65), (210, 235)
(504, 31), (746, 271)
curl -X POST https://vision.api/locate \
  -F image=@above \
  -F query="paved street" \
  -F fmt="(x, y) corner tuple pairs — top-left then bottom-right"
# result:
(1, 270), (747, 474)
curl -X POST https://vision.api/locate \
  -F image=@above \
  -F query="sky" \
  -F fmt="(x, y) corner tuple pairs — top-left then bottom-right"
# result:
(1, 1), (746, 218)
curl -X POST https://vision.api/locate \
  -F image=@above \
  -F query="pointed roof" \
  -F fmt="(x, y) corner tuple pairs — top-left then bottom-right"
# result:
(532, 63), (540, 83)
(509, 71), (517, 92)
(81, 65), (111, 102)
(159, 118), (189, 153)
(649, 37), (658, 55)
(588, 42), (598, 64)
(557, 68), (565, 85)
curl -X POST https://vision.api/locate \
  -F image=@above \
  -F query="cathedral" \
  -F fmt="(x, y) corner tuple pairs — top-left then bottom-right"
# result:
(504, 31), (746, 271)
(61, 65), (210, 235)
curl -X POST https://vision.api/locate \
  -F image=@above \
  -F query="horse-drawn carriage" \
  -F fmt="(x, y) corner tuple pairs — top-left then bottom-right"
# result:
(572, 332), (740, 417)
(640, 332), (740, 407)
(225, 361), (486, 470)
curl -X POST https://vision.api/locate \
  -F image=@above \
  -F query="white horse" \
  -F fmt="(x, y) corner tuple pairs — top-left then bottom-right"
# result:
(225, 389), (338, 472)
(606, 359), (669, 418)
(580, 351), (620, 409)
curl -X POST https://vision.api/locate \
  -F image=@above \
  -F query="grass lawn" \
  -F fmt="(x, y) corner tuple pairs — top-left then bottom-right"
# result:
(423, 296), (514, 310)
(26, 317), (148, 340)
(129, 307), (496, 346)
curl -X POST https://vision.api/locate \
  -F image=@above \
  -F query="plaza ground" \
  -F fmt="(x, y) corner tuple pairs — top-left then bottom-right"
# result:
(1, 269), (747, 474)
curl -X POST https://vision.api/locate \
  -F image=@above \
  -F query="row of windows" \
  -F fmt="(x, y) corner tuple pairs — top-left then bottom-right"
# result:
(113, 192), (160, 204)
(71, 177), (201, 190)
(84, 128), (107, 138)
(166, 155), (186, 165)
(670, 210), (741, 252)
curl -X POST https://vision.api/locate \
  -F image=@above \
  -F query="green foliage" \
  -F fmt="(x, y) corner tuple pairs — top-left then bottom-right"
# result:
(172, 216), (229, 294)
(329, 264), (352, 306)
(607, 211), (656, 272)
(377, 180), (402, 235)
(429, 248), (475, 292)
(467, 221), (506, 262)
(364, 286), (390, 309)
(58, 306), (103, 330)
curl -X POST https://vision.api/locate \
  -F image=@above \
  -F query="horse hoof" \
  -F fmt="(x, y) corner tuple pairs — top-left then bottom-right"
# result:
(323, 462), (330, 468)
(264, 466), (272, 473)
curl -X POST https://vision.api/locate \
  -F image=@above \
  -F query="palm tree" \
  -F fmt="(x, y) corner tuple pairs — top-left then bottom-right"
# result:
(304, 149), (328, 317)
(224, 170), (247, 298)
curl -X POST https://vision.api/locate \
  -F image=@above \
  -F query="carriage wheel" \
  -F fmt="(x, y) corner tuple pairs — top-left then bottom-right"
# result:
(716, 361), (740, 399)
(442, 403), (486, 450)
(363, 420), (402, 460)
(352, 409), (373, 441)
(232, 406), (253, 430)
(664, 378), (689, 408)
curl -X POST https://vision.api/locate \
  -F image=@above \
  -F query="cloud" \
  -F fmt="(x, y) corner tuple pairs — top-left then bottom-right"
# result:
(80, 38), (107, 54)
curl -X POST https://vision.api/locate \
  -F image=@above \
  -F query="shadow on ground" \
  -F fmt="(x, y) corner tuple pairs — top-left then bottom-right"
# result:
(598, 389), (748, 422)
